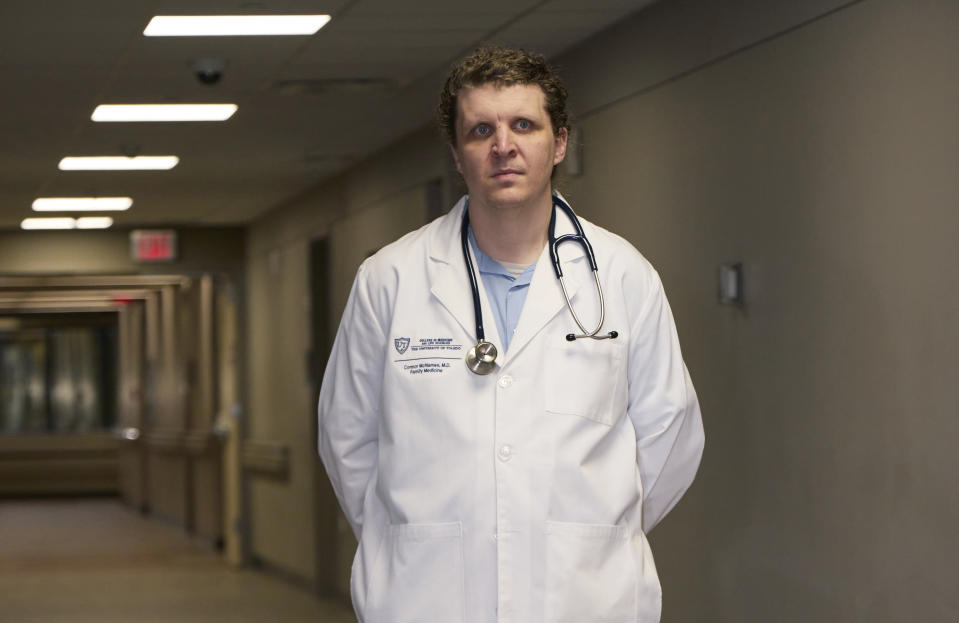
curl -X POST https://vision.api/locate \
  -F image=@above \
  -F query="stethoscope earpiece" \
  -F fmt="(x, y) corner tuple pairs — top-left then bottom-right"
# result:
(566, 330), (618, 342)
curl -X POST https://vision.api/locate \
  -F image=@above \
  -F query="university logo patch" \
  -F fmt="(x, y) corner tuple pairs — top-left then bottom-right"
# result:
(394, 337), (411, 355)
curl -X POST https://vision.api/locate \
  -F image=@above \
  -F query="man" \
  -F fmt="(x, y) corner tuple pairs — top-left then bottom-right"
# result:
(318, 47), (704, 623)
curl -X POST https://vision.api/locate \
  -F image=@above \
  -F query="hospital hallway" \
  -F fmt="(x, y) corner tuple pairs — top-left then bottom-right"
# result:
(1, 1), (958, 621)
(0, 498), (356, 623)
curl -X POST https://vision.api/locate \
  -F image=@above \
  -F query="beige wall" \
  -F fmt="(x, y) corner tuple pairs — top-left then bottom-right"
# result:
(554, 0), (958, 620)
(246, 236), (316, 578)
(0, 228), (244, 275)
(245, 130), (447, 585)
(245, 0), (958, 618)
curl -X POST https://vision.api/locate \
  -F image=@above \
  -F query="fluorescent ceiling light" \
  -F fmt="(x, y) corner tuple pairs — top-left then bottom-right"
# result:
(33, 197), (132, 212)
(76, 217), (114, 230)
(144, 15), (331, 36)
(21, 218), (77, 230)
(92, 104), (237, 122)
(20, 217), (114, 230)
(59, 156), (179, 170)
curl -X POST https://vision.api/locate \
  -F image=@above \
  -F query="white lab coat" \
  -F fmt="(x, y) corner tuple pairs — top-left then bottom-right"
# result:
(318, 195), (704, 623)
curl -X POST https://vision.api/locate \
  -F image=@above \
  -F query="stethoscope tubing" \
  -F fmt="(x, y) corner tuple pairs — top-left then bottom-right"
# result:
(460, 208), (487, 343)
(548, 196), (599, 276)
(549, 196), (615, 340)
(461, 195), (617, 375)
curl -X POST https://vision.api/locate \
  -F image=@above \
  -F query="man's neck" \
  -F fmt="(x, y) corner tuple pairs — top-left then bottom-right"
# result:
(468, 193), (553, 265)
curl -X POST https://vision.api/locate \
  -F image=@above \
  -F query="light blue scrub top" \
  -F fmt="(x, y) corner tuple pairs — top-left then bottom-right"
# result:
(468, 228), (536, 353)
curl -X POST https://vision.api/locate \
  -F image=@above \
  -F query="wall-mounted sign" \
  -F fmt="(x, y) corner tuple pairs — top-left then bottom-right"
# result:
(130, 229), (178, 262)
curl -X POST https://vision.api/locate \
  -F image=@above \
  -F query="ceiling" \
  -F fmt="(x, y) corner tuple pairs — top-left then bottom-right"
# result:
(0, 0), (655, 230)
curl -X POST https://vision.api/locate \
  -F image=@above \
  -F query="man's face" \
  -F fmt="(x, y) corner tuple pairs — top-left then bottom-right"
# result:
(450, 83), (567, 212)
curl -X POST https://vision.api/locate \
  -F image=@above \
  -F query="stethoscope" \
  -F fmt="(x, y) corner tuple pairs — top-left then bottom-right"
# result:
(461, 195), (618, 375)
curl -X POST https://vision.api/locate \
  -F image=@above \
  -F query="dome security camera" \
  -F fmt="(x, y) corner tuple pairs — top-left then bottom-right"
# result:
(192, 58), (225, 85)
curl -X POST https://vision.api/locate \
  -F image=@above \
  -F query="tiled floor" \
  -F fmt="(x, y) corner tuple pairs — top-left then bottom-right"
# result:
(0, 498), (356, 623)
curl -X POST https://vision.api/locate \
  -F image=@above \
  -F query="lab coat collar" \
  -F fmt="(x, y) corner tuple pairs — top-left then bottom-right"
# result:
(427, 194), (587, 368)
(427, 197), (505, 353)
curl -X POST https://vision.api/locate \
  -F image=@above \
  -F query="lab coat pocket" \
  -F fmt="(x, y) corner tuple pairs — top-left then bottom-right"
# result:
(545, 339), (627, 426)
(367, 521), (466, 623)
(545, 521), (636, 623)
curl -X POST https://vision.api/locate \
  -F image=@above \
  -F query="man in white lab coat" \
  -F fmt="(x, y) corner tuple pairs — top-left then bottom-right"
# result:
(318, 47), (704, 623)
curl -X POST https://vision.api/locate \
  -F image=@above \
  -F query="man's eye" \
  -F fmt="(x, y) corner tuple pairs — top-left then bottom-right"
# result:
(515, 119), (531, 130)
(474, 125), (492, 137)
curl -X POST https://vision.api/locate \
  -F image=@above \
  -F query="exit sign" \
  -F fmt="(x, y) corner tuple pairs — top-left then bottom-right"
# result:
(130, 229), (178, 262)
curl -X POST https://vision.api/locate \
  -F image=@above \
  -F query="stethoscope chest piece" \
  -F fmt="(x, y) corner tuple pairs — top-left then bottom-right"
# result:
(466, 340), (497, 375)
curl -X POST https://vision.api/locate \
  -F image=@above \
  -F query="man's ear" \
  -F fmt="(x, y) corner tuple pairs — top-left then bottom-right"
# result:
(449, 143), (463, 174)
(553, 127), (568, 166)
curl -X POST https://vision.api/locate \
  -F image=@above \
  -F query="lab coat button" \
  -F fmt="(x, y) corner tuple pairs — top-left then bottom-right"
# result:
(498, 445), (512, 461)
(498, 375), (514, 388)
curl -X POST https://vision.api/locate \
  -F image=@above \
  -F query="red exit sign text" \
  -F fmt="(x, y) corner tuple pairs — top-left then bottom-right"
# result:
(130, 230), (178, 262)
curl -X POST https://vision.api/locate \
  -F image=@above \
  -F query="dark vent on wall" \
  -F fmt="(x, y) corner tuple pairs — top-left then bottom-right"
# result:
(301, 151), (355, 165)
(273, 78), (397, 96)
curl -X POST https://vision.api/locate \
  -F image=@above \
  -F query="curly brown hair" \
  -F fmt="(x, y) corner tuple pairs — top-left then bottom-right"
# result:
(438, 46), (570, 146)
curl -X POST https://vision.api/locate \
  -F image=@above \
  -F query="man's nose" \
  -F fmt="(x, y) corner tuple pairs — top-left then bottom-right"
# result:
(491, 127), (515, 157)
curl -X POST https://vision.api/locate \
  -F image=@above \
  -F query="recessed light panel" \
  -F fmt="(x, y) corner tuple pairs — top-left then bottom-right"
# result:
(76, 217), (114, 230)
(92, 104), (237, 122)
(59, 156), (179, 170)
(21, 218), (77, 230)
(32, 197), (132, 212)
(143, 15), (331, 36)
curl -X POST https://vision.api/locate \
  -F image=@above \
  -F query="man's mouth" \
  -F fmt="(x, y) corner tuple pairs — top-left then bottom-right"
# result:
(492, 169), (522, 178)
